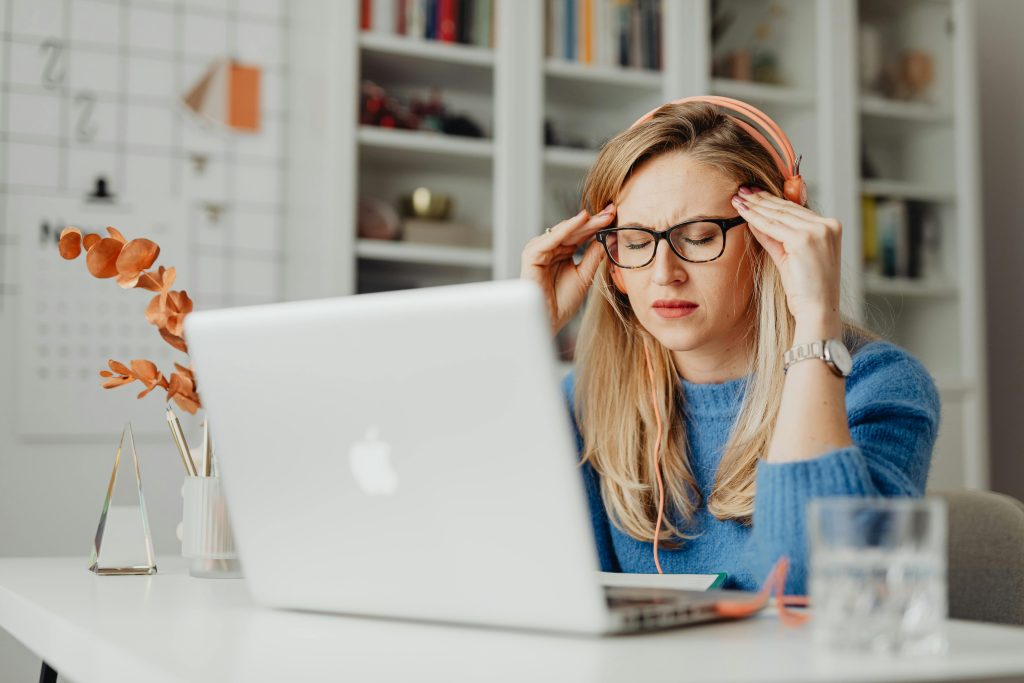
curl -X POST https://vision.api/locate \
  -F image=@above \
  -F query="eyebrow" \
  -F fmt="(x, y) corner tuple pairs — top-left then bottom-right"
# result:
(614, 214), (729, 230)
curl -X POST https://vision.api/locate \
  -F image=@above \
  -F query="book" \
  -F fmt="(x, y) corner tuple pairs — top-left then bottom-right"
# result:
(402, 218), (492, 248)
(599, 571), (728, 591)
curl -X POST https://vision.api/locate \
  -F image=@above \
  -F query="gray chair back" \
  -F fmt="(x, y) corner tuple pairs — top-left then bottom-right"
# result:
(935, 490), (1024, 625)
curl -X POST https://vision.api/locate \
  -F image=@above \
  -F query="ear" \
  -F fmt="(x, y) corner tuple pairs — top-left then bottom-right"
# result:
(610, 264), (628, 294)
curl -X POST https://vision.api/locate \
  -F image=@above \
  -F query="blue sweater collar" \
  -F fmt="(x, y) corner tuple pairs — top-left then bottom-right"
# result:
(679, 374), (750, 418)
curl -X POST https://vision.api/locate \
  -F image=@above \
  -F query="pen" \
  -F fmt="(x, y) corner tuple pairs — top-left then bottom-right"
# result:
(166, 405), (198, 477)
(201, 418), (212, 477)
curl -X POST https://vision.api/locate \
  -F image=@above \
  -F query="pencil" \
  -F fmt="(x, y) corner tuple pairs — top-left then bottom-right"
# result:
(166, 405), (198, 477)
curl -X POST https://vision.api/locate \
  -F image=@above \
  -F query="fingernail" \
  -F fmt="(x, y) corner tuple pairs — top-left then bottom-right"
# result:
(732, 196), (748, 209)
(738, 186), (755, 195)
(599, 202), (614, 215)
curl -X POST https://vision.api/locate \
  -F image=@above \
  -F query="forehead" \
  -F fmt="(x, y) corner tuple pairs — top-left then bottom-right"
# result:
(615, 150), (738, 227)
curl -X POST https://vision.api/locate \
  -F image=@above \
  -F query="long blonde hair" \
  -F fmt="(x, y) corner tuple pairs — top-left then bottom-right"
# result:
(574, 101), (874, 545)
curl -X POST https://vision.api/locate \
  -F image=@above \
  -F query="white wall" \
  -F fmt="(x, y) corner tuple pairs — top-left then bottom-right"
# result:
(976, 0), (1024, 503)
(0, 0), (289, 679)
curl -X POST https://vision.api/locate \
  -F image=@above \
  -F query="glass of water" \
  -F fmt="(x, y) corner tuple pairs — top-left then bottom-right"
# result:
(807, 497), (947, 655)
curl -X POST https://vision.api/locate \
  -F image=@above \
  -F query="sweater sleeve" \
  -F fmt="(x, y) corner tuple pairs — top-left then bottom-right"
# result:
(562, 371), (621, 573)
(744, 341), (941, 595)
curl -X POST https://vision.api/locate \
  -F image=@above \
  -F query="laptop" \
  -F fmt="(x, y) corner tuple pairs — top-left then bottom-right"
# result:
(184, 278), (760, 635)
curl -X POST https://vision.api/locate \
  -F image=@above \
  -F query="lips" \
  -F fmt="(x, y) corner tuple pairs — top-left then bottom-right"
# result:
(652, 299), (698, 319)
(652, 300), (698, 309)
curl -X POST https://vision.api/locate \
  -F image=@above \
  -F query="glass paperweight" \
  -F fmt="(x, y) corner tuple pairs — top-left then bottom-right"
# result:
(88, 423), (158, 576)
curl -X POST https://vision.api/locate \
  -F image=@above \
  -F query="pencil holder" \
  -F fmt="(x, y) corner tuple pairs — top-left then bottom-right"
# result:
(181, 475), (242, 579)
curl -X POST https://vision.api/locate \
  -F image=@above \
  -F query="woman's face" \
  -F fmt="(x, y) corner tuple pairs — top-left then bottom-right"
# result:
(613, 150), (758, 365)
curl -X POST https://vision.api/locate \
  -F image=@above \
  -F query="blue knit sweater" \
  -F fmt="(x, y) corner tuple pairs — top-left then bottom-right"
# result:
(562, 340), (941, 595)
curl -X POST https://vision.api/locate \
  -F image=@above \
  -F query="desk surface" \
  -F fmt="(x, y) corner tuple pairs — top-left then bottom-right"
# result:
(3, 557), (1024, 683)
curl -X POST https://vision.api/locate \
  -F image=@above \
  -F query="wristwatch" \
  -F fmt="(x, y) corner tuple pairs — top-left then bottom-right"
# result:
(783, 338), (853, 377)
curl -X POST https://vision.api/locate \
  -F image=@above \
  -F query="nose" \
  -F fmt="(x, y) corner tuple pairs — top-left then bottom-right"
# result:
(650, 237), (689, 286)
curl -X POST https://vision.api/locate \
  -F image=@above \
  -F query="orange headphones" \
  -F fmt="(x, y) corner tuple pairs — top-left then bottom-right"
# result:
(612, 96), (805, 574)
(608, 95), (806, 298)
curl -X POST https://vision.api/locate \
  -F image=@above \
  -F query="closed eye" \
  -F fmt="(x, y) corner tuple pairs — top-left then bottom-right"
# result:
(625, 240), (652, 250)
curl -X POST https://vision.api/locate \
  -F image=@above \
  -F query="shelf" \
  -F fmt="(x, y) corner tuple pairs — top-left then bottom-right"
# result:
(358, 126), (493, 173)
(355, 239), (493, 268)
(710, 79), (816, 108)
(544, 146), (598, 172)
(359, 33), (494, 92)
(544, 59), (662, 90)
(861, 179), (956, 203)
(860, 94), (953, 123)
(863, 273), (959, 298)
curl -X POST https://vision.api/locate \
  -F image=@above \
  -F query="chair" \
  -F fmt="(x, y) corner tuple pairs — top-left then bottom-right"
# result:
(935, 490), (1024, 625)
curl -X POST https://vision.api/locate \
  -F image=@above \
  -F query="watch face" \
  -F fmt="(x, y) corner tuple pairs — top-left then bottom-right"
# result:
(826, 339), (853, 376)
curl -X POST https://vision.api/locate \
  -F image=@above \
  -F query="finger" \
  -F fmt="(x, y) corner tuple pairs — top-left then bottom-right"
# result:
(740, 188), (828, 224)
(733, 196), (817, 239)
(528, 205), (616, 256)
(574, 239), (606, 285)
(747, 223), (786, 263)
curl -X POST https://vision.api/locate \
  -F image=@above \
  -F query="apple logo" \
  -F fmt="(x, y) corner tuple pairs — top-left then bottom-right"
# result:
(348, 427), (398, 495)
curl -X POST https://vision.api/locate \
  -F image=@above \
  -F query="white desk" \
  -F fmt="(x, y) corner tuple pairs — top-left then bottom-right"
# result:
(3, 557), (1024, 683)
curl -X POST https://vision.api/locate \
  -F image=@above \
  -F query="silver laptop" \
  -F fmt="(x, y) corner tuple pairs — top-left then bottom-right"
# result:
(184, 279), (757, 635)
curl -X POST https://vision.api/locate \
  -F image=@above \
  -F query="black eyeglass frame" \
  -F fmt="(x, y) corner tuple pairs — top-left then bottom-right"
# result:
(595, 215), (747, 268)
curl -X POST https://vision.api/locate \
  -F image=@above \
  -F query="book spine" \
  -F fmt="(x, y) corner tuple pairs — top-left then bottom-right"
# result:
(361, 0), (372, 30)
(438, 0), (457, 42)
(617, 1), (629, 67)
(551, 0), (565, 60)
(582, 0), (593, 64)
(566, 0), (576, 61)
(407, 0), (425, 38)
(372, 0), (394, 34)
(861, 195), (878, 274)
(425, 0), (437, 38)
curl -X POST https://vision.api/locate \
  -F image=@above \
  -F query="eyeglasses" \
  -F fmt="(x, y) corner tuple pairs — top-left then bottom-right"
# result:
(595, 216), (747, 268)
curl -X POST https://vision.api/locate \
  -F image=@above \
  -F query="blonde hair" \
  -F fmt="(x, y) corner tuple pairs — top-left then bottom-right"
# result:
(574, 101), (874, 545)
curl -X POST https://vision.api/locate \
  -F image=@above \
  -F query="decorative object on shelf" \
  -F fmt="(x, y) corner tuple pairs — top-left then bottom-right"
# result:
(89, 423), (158, 576)
(57, 226), (201, 414)
(183, 57), (262, 133)
(358, 197), (402, 240)
(871, 50), (936, 103)
(400, 187), (452, 220)
(360, 80), (485, 138)
(711, 1), (785, 85)
(401, 217), (491, 249)
(544, 119), (597, 151)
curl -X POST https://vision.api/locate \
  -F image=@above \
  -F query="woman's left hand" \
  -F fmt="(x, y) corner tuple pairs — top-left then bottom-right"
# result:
(731, 186), (842, 326)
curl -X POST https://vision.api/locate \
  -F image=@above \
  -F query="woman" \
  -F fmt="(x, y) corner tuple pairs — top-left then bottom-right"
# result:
(520, 98), (940, 595)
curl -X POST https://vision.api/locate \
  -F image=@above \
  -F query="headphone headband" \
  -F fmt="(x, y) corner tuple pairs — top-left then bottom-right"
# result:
(628, 95), (805, 205)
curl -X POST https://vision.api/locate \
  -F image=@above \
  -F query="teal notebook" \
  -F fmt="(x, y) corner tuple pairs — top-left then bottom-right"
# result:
(599, 571), (728, 591)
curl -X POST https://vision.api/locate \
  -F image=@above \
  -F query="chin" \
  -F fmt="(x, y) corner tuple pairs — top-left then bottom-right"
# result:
(640, 317), (706, 353)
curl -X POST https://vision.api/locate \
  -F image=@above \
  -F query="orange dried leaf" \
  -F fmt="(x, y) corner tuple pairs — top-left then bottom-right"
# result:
(82, 233), (101, 250)
(172, 392), (201, 415)
(136, 271), (163, 292)
(102, 377), (135, 389)
(130, 359), (160, 382)
(58, 227), (82, 260)
(160, 328), (188, 353)
(85, 238), (123, 278)
(116, 239), (159, 278)
(107, 359), (131, 375)
(106, 226), (127, 243)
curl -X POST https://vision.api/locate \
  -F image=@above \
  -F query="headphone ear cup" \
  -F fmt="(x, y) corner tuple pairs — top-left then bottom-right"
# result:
(784, 175), (808, 206)
(610, 264), (628, 294)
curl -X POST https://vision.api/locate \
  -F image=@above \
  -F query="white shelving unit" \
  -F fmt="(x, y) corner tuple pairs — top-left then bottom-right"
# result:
(286, 0), (987, 492)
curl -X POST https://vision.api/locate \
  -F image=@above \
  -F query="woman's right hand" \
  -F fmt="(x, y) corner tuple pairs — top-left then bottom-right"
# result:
(520, 203), (616, 335)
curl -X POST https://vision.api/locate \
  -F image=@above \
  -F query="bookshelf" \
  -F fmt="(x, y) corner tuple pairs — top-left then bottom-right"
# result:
(285, 0), (987, 492)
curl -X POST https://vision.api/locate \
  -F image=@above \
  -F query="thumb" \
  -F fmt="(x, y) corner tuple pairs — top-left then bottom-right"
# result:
(575, 240), (606, 287)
